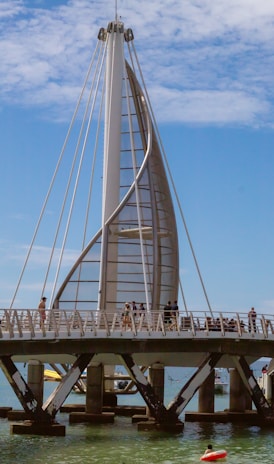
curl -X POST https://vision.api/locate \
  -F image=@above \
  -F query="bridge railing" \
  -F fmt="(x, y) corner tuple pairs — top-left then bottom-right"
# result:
(0, 309), (273, 339)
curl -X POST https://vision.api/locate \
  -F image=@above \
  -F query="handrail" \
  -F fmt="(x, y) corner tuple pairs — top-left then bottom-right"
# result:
(0, 308), (273, 340)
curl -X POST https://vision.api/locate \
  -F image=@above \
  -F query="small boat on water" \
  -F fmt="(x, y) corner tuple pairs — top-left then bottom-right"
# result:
(114, 378), (129, 390)
(111, 371), (130, 390)
(214, 369), (229, 394)
(44, 369), (61, 382)
(44, 368), (87, 393)
(44, 367), (129, 391)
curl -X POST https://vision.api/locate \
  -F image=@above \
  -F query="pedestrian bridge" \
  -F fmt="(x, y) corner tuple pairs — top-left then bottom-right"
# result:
(0, 308), (273, 341)
(1, 308), (274, 434)
(0, 308), (273, 367)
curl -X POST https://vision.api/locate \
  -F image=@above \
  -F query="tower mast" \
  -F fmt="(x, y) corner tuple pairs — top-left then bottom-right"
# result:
(99, 20), (124, 310)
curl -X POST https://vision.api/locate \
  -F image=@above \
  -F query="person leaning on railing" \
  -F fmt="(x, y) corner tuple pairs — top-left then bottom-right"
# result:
(240, 319), (245, 332)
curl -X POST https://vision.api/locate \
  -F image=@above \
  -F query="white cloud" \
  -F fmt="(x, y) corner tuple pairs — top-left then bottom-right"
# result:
(152, 87), (269, 124)
(0, 0), (274, 125)
(0, 1), (24, 19)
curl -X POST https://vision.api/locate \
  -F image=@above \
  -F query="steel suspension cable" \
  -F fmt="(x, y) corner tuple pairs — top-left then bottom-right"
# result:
(10, 40), (102, 309)
(81, 73), (106, 250)
(129, 41), (213, 317)
(123, 51), (152, 316)
(74, 47), (107, 305)
(43, 41), (105, 306)
(50, 40), (107, 307)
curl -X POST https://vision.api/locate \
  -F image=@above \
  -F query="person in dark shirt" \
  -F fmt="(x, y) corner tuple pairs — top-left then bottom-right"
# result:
(164, 301), (172, 324)
(248, 307), (257, 332)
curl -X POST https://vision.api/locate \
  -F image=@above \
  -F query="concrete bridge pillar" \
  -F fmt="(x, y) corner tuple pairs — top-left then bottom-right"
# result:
(146, 363), (165, 418)
(86, 362), (104, 413)
(69, 362), (114, 424)
(27, 360), (44, 408)
(198, 369), (215, 413)
(244, 387), (252, 410)
(270, 376), (274, 407)
(229, 368), (246, 412)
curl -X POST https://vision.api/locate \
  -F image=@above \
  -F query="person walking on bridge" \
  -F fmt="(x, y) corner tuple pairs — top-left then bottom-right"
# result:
(38, 296), (47, 327)
(164, 301), (172, 325)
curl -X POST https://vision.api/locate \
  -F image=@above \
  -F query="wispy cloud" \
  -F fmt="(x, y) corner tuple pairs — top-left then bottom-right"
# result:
(1, 0), (274, 125)
(0, 240), (79, 270)
(0, 239), (81, 307)
(7, 243), (80, 267)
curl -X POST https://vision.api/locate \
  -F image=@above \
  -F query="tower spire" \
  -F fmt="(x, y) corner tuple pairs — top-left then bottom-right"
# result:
(115, 0), (118, 22)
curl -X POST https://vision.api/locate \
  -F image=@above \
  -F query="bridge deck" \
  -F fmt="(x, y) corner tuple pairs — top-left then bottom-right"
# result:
(0, 308), (273, 340)
(0, 309), (273, 366)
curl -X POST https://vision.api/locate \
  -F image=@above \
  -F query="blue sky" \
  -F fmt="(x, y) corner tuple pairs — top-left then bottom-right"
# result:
(1, 0), (274, 315)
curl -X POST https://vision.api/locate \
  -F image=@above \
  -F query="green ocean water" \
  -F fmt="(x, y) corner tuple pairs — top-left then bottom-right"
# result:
(0, 362), (273, 464)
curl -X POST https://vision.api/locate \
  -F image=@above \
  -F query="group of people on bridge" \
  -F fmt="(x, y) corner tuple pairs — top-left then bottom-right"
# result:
(35, 295), (264, 336)
(163, 300), (179, 329)
(122, 301), (146, 329)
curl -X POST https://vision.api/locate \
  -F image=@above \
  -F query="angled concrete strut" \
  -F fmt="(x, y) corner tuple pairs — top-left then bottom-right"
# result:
(167, 353), (223, 417)
(43, 353), (95, 417)
(120, 354), (178, 423)
(0, 355), (52, 423)
(232, 355), (273, 419)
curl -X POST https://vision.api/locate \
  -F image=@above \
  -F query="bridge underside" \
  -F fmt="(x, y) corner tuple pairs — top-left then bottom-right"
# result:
(1, 344), (274, 434)
(12, 352), (260, 367)
(5, 336), (273, 367)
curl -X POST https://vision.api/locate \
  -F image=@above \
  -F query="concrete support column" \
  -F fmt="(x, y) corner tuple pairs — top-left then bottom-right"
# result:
(146, 363), (164, 418)
(244, 387), (252, 410)
(198, 370), (215, 413)
(270, 376), (274, 408)
(229, 368), (246, 412)
(264, 374), (273, 402)
(27, 360), (44, 408)
(86, 362), (104, 414)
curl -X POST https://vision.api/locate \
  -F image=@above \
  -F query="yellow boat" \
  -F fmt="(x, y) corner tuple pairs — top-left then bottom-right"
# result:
(44, 369), (62, 382)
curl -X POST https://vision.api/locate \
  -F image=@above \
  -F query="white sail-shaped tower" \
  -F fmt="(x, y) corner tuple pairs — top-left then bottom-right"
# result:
(51, 20), (179, 313)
